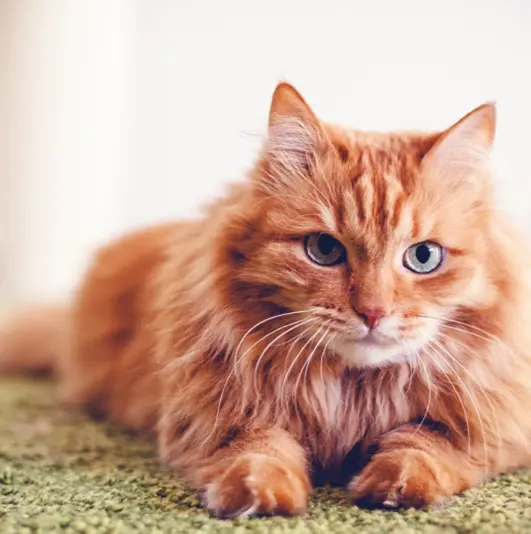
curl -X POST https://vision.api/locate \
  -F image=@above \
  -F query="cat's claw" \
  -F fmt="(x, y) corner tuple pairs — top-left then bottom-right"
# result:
(350, 449), (450, 509)
(204, 453), (309, 519)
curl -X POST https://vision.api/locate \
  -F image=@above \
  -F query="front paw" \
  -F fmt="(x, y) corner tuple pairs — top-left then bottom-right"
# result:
(204, 453), (310, 518)
(350, 449), (451, 509)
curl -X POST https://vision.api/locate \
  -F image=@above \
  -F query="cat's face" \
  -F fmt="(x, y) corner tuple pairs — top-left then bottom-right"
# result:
(232, 84), (496, 369)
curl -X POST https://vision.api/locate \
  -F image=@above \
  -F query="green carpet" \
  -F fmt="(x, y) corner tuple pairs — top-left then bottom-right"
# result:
(1, 378), (531, 533)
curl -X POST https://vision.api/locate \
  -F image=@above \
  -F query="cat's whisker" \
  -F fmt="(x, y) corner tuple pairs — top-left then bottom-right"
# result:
(294, 325), (331, 403)
(437, 332), (510, 428)
(280, 326), (324, 407)
(423, 343), (472, 459)
(436, 334), (504, 423)
(418, 314), (512, 354)
(292, 345), (320, 408)
(251, 318), (319, 395)
(400, 340), (417, 397)
(274, 324), (320, 414)
(233, 309), (314, 366)
(285, 325), (316, 361)
(404, 361), (414, 396)
(433, 334), (504, 464)
(250, 322), (317, 401)
(233, 314), (316, 388)
(428, 340), (490, 477)
(438, 324), (511, 355)
(237, 317), (315, 388)
(205, 314), (317, 449)
(411, 349), (432, 438)
(319, 331), (336, 394)
(436, 329), (519, 453)
(434, 317), (505, 343)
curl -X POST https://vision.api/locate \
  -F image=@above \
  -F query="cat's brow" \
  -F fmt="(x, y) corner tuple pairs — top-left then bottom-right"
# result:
(317, 203), (339, 234)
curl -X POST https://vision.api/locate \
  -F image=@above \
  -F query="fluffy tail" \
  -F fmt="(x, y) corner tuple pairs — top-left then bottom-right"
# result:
(0, 305), (69, 375)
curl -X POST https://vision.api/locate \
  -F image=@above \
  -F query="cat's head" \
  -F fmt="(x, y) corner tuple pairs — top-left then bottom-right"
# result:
(226, 83), (498, 369)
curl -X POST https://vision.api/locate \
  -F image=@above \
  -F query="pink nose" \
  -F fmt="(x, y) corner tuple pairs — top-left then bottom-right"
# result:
(354, 307), (387, 329)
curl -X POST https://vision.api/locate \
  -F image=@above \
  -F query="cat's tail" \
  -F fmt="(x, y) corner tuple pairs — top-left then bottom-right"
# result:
(0, 305), (69, 375)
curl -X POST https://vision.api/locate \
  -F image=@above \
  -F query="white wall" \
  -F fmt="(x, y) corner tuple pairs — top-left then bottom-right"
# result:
(2, 0), (531, 303)
(130, 0), (531, 228)
(1, 1), (133, 303)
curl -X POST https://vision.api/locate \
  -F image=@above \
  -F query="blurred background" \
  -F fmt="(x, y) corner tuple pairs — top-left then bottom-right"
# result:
(0, 0), (530, 305)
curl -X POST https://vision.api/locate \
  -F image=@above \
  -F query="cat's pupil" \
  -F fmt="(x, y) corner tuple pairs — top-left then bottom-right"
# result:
(415, 244), (431, 264)
(317, 234), (336, 255)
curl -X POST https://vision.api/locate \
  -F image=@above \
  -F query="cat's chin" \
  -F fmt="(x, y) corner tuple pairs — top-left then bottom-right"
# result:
(334, 337), (411, 369)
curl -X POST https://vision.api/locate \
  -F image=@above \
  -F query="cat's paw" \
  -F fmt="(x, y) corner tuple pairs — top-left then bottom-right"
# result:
(350, 449), (450, 509)
(204, 453), (310, 518)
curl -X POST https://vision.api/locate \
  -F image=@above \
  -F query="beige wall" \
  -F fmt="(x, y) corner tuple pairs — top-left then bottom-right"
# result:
(1, 1), (133, 303)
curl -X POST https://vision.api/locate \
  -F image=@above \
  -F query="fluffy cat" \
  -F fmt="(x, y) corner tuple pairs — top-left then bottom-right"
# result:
(2, 82), (531, 518)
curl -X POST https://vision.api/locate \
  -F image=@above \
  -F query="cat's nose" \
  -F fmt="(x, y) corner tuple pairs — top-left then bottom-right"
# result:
(353, 306), (388, 329)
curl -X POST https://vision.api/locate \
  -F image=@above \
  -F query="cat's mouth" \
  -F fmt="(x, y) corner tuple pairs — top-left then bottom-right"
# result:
(313, 311), (430, 367)
(337, 327), (396, 346)
(332, 328), (412, 368)
(359, 329), (395, 345)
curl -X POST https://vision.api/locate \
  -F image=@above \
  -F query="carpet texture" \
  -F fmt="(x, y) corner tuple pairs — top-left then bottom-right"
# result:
(1, 377), (531, 533)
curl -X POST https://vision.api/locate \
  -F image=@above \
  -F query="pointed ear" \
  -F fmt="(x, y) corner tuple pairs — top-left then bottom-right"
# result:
(268, 82), (320, 129)
(421, 103), (496, 190)
(264, 83), (326, 187)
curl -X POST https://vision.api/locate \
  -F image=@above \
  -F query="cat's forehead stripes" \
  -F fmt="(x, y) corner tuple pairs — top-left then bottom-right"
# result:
(332, 133), (429, 245)
(318, 204), (339, 234)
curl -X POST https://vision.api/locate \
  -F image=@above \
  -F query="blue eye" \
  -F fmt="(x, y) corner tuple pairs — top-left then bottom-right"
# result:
(305, 234), (346, 266)
(403, 241), (444, 274)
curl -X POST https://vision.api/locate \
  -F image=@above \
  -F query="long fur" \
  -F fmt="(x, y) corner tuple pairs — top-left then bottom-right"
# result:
(2, 83), (531, 517)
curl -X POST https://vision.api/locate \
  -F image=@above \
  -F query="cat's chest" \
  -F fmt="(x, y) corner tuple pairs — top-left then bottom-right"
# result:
(300, 372), (413, 466)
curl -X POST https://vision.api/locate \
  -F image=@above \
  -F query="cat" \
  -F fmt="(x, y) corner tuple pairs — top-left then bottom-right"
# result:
(2, 82), (531, 518)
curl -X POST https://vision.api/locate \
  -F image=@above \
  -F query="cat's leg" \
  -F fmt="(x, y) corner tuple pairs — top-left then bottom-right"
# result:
(349, 424), (487, 508)
(193, 427), (310, 518)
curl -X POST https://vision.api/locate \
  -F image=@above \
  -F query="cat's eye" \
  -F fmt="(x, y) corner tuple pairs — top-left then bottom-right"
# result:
(305, 233), (346, 266)
(403, 241), (444, 274)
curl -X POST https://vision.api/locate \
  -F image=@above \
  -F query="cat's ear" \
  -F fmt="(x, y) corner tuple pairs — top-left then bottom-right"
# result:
(264, 83), (326, 185)
(421, 103), (496, 190)
(268, 82), (320, 130)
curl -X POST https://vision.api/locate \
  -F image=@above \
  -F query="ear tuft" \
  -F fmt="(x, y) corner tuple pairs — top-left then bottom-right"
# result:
(263, 83), (325, 189)
(454, 102), (496, 146)
(268, 83), (319, 128)
(421, 102), (497, 190)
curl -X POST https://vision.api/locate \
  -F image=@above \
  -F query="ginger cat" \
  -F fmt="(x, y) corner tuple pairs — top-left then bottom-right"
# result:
(2, 83), (531, 518)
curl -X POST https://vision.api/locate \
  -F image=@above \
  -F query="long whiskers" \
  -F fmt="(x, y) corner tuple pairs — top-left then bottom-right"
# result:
(319, 331), (336, 393)
(203, 310), (314, 448)
(280, 326), (324, 406)
(231, 317), (317, 406)
(251, 318), (319, 394)
(429, 315), (505, 341)
(420, 314), (507, 457)
(293, 325), (331, 403)
(400, 340), (419, 397)
(419, 314), (511, 353)
(233, 309), (313, 364)
(428, 339), (490, 475)
(411, 349), (431, 437)
(423, 343), (472, 458)
(433, 334), (503, 462)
